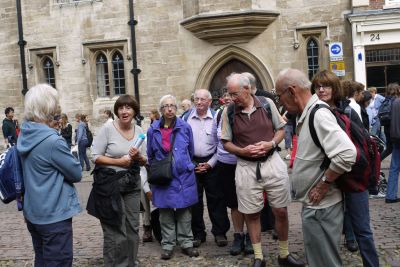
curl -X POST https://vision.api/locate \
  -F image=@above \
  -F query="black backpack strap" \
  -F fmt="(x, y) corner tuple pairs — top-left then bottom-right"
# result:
(256, 96), (272, 120)
(309, 103), (332, 170)
(227, 102), (235, 134)
(216, 107), (224, 128)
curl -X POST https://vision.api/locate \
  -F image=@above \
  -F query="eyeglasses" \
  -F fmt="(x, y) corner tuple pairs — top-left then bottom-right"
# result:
(161, 104), (177, 109)
(276, 87), (290, 103)
(315, 85), (332, 91)
(228, 89), (243, 98)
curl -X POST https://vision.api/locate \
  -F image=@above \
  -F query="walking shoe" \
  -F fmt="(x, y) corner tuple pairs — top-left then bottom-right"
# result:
(278, 253), (306, 267)
(272, 229), (278, 240)
(142, 225), (153, 242)
(193, 236), (206, 248)
(385, 198), (400, 203)
(285, 154), (291, 160)
(182, 247), (199, 257)
(252, 258), (266, 267)
(215, 235), (228, 247)
(345, 240), (359, 252)
(160, 249), (173, 260)
(230, 233), (244, 256)
(244, 233), (254, 255)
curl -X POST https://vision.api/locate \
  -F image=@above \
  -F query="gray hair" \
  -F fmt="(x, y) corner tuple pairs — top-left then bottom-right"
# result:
(276, 68), (311, 91)
(194, 89), (212, 100)
(24, 84), (60, 122)
(226, 73), (250, 89)
(242, 72), (256, 89)
(159, 94), (177, 111)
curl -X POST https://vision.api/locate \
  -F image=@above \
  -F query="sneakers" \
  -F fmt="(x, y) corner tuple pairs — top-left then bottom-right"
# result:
(278, 253), (306, 267)
(385, 198), (400, 203)
(160, 249), (173, 260)
(182, 247), (199, 257)
(284, 154), (291, 160)
(215, 235), (228, 247)
(230, 233), (244, 256)
(244, 233), (254, 255)
(142, 225), (153, 242)
(345, 240), (359, 252)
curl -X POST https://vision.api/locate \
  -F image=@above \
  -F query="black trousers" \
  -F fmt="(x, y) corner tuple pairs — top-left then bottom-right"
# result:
(191, 164), (230, 239)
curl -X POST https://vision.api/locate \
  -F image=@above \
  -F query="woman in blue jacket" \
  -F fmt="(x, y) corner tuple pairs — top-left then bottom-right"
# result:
(147, 94), (199, 260)
(17, 84), (82, 267)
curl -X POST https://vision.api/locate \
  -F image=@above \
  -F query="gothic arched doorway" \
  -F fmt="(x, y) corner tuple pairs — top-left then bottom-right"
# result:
(209, 59), (263, 109)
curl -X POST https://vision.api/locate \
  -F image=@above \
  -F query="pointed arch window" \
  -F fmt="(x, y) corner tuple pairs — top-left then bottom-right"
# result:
(96, 53), (110, 97)
(112, 52), (125, 95)
(307, 39), (319, 80)
(43, 57), (56, 88)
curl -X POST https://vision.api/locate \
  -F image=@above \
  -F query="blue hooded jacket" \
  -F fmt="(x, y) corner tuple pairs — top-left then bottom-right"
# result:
(147, 117), (198, 208)
(17, 121), (82, 224)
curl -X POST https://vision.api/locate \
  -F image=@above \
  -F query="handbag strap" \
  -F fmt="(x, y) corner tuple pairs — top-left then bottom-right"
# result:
(168, 133), (176, 157)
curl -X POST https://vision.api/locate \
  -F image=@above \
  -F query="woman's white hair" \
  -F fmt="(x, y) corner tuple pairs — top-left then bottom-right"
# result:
(24, 84), (60, 122)
(159, 94), (177, 111)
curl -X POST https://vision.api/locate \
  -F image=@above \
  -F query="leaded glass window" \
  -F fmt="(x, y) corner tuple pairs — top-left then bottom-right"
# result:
(43, 57), (56, 88)
(112, 52), (125, 95)
(307, 39), (319, 80)
(96, 53), (110, 97)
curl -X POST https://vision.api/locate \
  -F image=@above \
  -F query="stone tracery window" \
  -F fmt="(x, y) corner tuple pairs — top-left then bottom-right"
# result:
(43, 56), (56, 88)
(307, 38), (319, 80)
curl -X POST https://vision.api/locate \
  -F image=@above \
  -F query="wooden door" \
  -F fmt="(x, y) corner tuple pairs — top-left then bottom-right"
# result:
(209, 59), (263, 109)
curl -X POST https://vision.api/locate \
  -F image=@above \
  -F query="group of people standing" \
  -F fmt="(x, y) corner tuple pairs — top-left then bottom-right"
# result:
(9, 66), (400, 267)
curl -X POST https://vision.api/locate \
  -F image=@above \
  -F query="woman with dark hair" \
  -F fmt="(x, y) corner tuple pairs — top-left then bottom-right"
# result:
(104, 109), (114, 122)
(311, 70), (379, 267)
(60, 113), (72, 148)
(358, 90), (373, 131)
(75, 113), (91, 171)
(91, 94), (147, 266)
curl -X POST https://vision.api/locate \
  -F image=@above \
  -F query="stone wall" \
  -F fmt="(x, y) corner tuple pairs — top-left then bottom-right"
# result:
(0, 0), (353, 145)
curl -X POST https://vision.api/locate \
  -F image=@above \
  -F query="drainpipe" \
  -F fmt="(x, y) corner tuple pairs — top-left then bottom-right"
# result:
(128, 0), (143, 125)
(16, 0), (28, 95)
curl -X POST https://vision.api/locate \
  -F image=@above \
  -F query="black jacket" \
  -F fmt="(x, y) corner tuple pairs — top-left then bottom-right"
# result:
(2, 118), (17, 144)
(86, 166), (139, 226)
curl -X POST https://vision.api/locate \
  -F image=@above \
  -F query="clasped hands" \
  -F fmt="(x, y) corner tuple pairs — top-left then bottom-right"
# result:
(241, 141), (274, 158)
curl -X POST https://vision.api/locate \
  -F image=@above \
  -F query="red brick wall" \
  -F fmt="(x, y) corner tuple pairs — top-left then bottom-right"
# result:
(370, 0), (385, 9)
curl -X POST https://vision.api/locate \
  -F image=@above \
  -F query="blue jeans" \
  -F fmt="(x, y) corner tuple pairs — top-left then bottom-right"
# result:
(27, 218), (73, 267)
(345, 191), (379, 267)
(78, 140), (90, 171)
(370, 120), (386, 143)
(387, 143), (400, 200)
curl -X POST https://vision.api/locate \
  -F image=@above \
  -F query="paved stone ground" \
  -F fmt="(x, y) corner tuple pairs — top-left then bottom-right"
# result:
(0, 157), (399, 267)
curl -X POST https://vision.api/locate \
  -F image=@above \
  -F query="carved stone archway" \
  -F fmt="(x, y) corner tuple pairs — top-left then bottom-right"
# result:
(195, 45), (274, 92)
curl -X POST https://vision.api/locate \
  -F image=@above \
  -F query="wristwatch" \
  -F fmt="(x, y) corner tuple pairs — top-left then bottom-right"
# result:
(321, 176), (333, 185)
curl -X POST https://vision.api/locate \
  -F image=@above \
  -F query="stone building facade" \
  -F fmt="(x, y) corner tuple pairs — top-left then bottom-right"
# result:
(2, 0), (396, 143)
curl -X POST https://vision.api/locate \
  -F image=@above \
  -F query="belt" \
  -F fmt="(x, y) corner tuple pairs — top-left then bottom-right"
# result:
(193, 155), (213, 163)
(238, 148), (276, 182)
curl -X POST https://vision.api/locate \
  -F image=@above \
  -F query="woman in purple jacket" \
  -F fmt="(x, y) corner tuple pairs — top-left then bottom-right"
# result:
(147, 94), (199, 260)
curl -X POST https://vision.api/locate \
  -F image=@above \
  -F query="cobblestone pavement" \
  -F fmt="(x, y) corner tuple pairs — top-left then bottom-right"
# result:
(0, 158), (399, 267)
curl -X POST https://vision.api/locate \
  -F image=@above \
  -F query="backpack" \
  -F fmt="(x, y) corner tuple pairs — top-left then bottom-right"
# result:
(309, 104), (380, 194)
(86, 126), (93, 147)
(378, 96), (394, 127)
(0, 145), (24, 210)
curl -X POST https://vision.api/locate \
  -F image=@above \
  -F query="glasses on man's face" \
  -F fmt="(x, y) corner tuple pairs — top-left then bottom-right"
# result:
(161, 104), (177, 110)
(276, 87), (290, 103)
(228, 89), (243, 98)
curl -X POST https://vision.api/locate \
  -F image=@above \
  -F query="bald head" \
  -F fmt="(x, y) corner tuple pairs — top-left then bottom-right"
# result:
(226, 73), (250, 89)
(181, 99), (192, 112)
(275, 68), (311, 92)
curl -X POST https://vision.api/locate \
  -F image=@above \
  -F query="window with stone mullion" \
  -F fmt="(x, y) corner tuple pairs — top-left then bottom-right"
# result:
(43, 56), (56, 88)
(112, 52), (125, 95)
(307, 38), (319, 81)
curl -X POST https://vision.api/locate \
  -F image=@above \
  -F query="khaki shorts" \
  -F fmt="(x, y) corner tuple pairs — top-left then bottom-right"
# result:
(235, 152), (291, 214)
